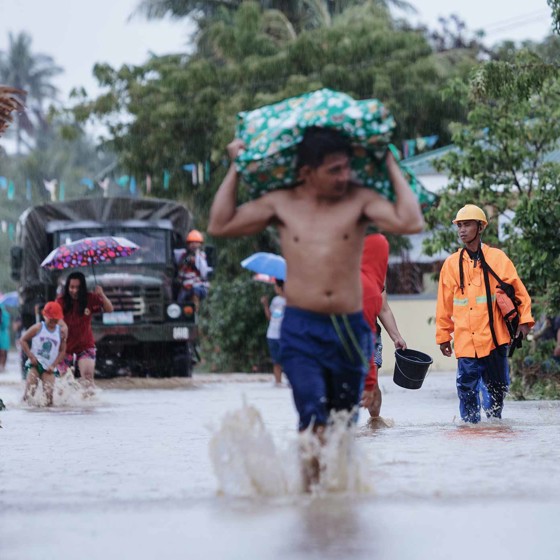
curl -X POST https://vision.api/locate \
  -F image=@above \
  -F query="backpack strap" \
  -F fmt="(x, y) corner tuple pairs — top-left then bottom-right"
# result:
(480, 252), (500, 348)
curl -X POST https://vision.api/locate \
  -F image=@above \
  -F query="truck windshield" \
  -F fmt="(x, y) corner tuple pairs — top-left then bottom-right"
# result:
(55, 229), (169, 265)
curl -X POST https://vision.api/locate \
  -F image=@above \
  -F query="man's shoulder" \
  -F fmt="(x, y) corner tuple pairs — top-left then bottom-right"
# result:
(483, 245), (511, 263)
(443, 250), (461, 265)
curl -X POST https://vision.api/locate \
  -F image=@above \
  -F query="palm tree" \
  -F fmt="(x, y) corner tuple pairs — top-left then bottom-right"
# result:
(134, 0), (415, 33)
(0, 32), (63, 153)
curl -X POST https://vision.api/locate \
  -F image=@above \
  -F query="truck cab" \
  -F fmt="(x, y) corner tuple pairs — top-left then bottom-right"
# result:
(11, 197), (211, 378)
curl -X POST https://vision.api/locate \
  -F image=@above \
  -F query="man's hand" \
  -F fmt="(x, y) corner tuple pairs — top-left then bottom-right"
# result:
(226, 139), (246, 161)
(94, 285), (105, 297)
(516, 323), (531, 338)
(260, 296), (269, 306)
(440, 342), (453, 357)
(393, 336), (407, 350)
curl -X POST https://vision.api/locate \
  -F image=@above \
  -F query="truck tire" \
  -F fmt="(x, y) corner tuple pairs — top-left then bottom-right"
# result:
(172, 342), (194, 377)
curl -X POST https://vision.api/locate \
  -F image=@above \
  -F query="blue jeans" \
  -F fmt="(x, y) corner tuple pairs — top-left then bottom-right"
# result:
(457, 345), (510, 423)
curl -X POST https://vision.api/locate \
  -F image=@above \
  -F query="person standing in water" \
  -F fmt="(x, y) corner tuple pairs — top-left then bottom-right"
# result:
(436, 204), (534, 423)
(56, 272), (113, 393)
(21, 301), (68, 406)
(261, 279), (287, 386)
(209, 126), (423, 487)
(360, 233), (406, 423)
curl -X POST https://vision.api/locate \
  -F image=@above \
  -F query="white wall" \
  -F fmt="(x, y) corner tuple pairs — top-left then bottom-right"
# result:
(379, 296), (456, 374)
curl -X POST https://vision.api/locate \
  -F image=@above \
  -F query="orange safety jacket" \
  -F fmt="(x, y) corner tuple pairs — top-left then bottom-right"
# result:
(436, 244), (534, 358)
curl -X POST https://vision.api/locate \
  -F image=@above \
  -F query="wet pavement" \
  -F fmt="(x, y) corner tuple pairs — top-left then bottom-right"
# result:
(1, 353), (559, 560)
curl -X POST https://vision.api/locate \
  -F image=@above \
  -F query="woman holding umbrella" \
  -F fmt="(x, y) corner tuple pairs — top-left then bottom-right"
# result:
(56, 272), (113, 392)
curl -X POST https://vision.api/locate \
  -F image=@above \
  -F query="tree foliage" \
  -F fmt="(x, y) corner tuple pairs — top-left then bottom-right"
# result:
(424, 61), (560, 314)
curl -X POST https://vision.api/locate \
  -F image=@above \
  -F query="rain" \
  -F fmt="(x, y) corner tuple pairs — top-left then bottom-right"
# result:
(2, 2), (559, 559)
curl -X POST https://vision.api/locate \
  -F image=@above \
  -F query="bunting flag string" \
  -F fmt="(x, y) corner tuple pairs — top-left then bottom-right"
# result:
(43, 179), (57, 201)
(402, 135), (439, 159)
(129, 176), (137, 196)
(182, 161), (210, 186)
(117, 175), (130, 187)
(163, 170), (170, 190)
(80, 177), (95, 190)
(7, 179), (15, 200)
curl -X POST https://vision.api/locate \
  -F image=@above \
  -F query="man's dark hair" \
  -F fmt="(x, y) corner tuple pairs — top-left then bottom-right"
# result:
(275, 279), (284, 288)
(62, 271), (88, 315)
(296, 126), (352, 170)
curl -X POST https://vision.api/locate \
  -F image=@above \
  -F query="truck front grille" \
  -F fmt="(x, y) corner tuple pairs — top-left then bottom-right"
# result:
(96, 285), (163, 322)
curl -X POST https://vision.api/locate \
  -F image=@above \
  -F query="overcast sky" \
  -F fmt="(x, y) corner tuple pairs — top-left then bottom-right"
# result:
(0, 0), (554, 101)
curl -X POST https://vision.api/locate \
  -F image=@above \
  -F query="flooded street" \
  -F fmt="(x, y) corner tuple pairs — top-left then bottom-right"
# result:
(1, 353), (559, 560)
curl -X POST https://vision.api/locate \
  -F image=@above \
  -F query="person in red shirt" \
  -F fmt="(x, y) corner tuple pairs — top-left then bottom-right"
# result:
(56, 271), (113, 392)
(360, 234), (406, 422)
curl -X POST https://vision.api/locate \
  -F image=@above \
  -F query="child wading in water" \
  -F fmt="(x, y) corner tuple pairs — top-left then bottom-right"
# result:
(21, 301), (68, 406)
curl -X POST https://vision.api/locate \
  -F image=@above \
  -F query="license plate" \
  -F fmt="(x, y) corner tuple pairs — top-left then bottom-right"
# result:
(173, 327), (189, 340)
(103, 311), (134, 325)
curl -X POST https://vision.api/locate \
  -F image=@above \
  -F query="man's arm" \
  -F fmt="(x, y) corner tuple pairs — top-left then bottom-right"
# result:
(20, 324), (41, 365)
(95, 285), (114, 313)
(378, 291), (406, 349)
(436, 260), (454, 356)
(362, 151), (424, 234)
(208, 139), (277, 238)
(48, 323), (67, 374)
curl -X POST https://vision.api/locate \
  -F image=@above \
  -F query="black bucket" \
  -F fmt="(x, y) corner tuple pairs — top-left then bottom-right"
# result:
(393, 348), (433, 390)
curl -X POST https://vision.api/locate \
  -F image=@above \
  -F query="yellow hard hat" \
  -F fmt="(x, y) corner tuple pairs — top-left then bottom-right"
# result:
(186, 229), (204, 243)
(452, 204), (488, 224)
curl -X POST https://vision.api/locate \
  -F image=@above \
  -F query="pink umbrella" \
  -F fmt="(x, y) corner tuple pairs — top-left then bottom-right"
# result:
(40, 236), (140, 282)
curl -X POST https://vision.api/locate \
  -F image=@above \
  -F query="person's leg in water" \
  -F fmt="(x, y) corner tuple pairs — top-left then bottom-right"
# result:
(280, 308), (368, 490)
(41, 371), (56, 406)
(23, 365), (40, 402)
(267, 338), (283, 386)
(480, 345), (510, 419)
(368, 334), (383, 419)
(76, 348), (97, 395)
(456, 357), (483, 423)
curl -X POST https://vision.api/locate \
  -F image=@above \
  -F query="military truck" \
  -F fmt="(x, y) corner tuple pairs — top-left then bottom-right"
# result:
(10, 197), (211, 378)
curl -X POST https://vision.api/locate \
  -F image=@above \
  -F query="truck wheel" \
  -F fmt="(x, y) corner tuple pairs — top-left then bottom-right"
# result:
(172, 343), (193, 377)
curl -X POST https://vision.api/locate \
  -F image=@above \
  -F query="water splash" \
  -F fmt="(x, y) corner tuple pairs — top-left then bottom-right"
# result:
(303, 410), (372, 495)
(209, 400), (372, 497)
(23, 372), (101, 408)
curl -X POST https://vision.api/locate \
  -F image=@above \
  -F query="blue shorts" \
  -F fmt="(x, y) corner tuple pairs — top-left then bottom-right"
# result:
(279, 307), (369, 430)
(267, 338), (281, 364)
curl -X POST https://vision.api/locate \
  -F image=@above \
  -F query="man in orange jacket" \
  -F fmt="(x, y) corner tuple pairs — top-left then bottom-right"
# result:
(436, 204), (534, 423)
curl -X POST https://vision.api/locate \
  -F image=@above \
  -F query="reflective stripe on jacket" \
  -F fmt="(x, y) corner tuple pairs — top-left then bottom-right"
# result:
(436, 244), (534, 358)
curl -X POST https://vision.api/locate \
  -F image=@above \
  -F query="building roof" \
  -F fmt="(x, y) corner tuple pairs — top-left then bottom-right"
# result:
(402, 144), (458, 175)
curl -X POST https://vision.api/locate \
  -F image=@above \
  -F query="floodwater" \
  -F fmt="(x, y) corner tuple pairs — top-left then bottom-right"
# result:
(1, 353), (559, 560)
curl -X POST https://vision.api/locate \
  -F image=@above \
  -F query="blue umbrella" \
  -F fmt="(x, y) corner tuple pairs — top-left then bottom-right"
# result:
(241, 252), (286, 281)
(0, 291), (18, 307)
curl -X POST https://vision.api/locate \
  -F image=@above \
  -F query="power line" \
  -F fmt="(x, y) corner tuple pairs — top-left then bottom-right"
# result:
(483, 9), (550, 31)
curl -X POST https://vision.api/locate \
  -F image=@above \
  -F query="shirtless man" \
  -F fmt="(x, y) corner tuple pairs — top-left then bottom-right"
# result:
(208, 126), (424, 485)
